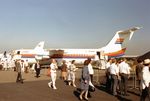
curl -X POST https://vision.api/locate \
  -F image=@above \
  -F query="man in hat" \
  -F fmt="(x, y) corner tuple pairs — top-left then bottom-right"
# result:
(140, 59), (150, 101)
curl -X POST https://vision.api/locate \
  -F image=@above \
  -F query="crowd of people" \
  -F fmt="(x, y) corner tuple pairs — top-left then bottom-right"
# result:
(0, 59), (16, 71)
(105, 58), (131, 96)
(34, 58), (95, 100)
(1, 56), (150, 101)
(105, 58), (150, 101)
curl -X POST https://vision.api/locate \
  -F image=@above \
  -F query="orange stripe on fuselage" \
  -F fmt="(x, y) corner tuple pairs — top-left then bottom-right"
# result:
(104, 48), (126, 57)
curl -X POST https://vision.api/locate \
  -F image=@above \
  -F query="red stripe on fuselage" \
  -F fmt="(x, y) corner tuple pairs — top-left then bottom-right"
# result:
(50, 54), (94, 59)
(21, 54), (36, 58)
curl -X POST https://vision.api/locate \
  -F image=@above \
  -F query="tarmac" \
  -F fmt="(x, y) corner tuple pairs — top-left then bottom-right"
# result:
(0, 68), (144, 101)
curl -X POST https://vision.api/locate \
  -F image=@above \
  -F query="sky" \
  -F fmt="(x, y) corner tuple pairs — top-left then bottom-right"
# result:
(0, 0), (149, 56)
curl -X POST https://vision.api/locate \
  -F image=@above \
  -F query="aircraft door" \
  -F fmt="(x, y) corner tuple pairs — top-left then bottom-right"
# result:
(96, 52), (100, 59)
(17, 51), (20, 54)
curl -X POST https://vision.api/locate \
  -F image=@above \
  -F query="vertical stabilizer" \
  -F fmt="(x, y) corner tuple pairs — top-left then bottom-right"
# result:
(34, 41), (45, 50)
(34, 41), (45, 54)
(103, 27), (141, 57)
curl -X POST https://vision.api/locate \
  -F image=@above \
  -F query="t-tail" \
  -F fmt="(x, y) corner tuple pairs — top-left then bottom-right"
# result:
(101, 27), (141, 58)
(34, 41), (49, 59)
(34, 41), (45, 52)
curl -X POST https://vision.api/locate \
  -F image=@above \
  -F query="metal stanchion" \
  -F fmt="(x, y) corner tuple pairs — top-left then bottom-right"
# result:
(94, 59), (107, 86)
(97, 68), (100, 85)
(129, 69), (138, 90)
(93, 68), (101, 85)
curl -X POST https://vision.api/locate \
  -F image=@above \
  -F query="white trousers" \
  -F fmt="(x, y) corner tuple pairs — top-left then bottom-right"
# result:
(50, 72), (57, 89)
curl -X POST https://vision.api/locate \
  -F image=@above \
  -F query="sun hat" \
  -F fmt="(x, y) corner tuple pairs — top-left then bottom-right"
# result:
(143, 59), (150, 65)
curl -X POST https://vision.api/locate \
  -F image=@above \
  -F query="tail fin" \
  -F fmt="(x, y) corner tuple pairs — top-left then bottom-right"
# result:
(103, 27), (141, 57)
(34, 41), (45, 51)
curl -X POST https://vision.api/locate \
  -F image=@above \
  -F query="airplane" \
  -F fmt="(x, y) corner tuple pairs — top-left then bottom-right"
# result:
(48, 27), (141, 69)
(11, 41), (49, 64)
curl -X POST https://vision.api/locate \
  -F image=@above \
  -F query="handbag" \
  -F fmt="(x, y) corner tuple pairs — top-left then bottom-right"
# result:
(47, 68), (51, 77)
(89, 85), (95, 92)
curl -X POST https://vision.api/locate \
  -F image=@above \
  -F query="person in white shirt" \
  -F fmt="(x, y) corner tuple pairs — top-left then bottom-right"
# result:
(3, 59), (8, 71)
(119, 58), (131, 96)
(140, 59), (150, 101)
(87, 58), (94, 83)
(48, 59), (58, 90)
(109, 58), (119, 96)
(87, 58), (96, 98)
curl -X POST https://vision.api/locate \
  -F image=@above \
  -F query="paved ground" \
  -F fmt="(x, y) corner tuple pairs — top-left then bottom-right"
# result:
(0, 69), (144, 101)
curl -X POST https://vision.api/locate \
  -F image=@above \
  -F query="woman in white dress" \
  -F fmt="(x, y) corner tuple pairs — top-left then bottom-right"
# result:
(67, 60), (78, 87)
